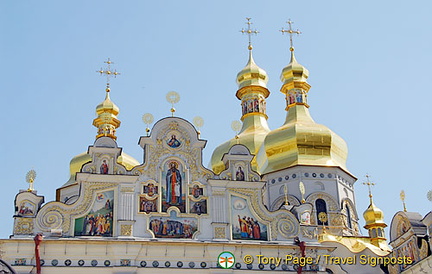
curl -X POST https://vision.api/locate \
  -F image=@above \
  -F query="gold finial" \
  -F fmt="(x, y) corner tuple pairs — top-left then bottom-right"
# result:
(363, 174), (375, 203)
(193, 116), (204, 137)
(166, 91), (180, 117)
(299, 181), (306, 203)
(26, 169), (36, 192)
(142, 113), (154, 136)
(96, 58), (121, 91)
(400, 190), (407, 212)
(280, 19), (301, 51)
(240, 17), (259, 51)
(284, 184), (289, 206)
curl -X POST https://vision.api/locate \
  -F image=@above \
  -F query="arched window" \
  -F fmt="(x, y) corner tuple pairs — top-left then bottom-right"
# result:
(315, 199), (328, 225)
(345, 204), (352, 229)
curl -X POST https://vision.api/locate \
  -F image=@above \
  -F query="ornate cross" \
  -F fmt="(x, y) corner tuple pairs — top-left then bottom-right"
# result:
(363, 174), (375, 200)
(240, 17), (259, 50)
(96, 58), (120, 91)
(280, 19), (301, 51)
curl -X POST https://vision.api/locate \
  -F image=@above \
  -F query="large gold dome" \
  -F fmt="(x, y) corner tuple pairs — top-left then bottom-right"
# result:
(256, 49), (349, 174)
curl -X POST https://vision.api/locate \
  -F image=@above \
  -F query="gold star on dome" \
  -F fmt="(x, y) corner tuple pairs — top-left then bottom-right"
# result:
(280, 19), (301, 51)
(240, 17), (259, 51)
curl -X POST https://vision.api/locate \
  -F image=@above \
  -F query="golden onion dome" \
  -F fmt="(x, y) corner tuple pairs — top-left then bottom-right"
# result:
(280, 48), (309, 89)
(363, 200), (386, 228)
(236, 50), (269, 90)
(211, 49), (270, 174)
(256, 49), (349, 174)
(93, 88), (121, 140)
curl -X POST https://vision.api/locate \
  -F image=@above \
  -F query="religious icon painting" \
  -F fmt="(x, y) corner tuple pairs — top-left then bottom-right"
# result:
(235, 166), (245, 181)
(231, 196), (267, 241)
(149, 211), (198, 239)
(17, 200), (36, 217)
(139, 196), (157, 214)
(166, 134), (181, 148)
(190, 184), (203, 198)
(143, 182), (158, 197)
(162, 160), (186, 213)
(74, 190), (114, 237)
(190, 200), (207, 215)
(100, 159), (109, 174)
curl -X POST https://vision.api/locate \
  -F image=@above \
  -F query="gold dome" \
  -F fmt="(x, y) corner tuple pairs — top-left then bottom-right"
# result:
(236, 50), (269, 90)
(363, 200), (386, 228)
(211, 49), (270, 174)
(93, 88), (121, 140)
(280, 49), (310, 92)
(256, 49), (349, 175)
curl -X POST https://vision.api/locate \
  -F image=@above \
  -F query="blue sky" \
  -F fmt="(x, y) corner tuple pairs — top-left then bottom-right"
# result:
(0, 1), (431, 238)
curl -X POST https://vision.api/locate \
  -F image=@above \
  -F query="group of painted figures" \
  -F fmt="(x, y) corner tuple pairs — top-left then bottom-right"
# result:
(81, 212), (113, 236)
(149, 218), (196, 238)
(237, 215), (262, 240)
(241, 98), (266, 116)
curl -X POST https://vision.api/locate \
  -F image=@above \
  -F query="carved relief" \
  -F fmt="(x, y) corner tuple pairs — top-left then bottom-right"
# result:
(14, 218), (34, 235)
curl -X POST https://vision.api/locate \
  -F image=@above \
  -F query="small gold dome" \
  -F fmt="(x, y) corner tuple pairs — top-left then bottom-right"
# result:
(363, 201), (386, 228)
(95, 90), (120, 115)
(236, 50), (269, 90)
(280, 49), (310, 91)
(93, 90), (121, 140)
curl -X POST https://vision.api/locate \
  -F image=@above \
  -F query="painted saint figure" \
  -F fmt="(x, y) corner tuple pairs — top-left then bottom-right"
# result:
(236, 166), (245, 181)
(167, 135), (181, 148)
(166, 161), (182, 205)
(100, 160), (108, 174)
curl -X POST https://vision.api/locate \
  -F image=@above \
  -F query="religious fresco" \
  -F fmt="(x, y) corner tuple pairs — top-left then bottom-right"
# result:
(231, 196), (267, 240)
(241, 98), (266, 116)
(166, 134), (181, 148)
(189, 185), (203, 198)
(235, 166), (245, 181)
(143, 183), (158, 197)
(190, 200), (207, 215)
(100, 159), (109, 174)
(74, 190), (114, 236)
(17, 201), (36, 217)
(149, 212), (197, 238)
(162, 160), (186, 213)
(139, 196), (157, 213)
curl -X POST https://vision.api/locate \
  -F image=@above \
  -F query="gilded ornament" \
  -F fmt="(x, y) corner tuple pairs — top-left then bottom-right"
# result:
(121, 225), (132, 236)
(14, 218), (34, 235)
(214, 227), (225, 239)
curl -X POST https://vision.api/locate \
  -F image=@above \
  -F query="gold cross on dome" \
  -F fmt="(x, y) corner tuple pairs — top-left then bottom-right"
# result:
(280, 19), (301, 51)
(240, 17), (259, 50)
(96, 58), (120, 91)
(363, 174), (375, 199)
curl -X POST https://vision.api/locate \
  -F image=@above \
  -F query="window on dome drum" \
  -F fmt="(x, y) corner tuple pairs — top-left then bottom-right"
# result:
(315, 199), (328, 226)
(345, 204), (352, 229)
